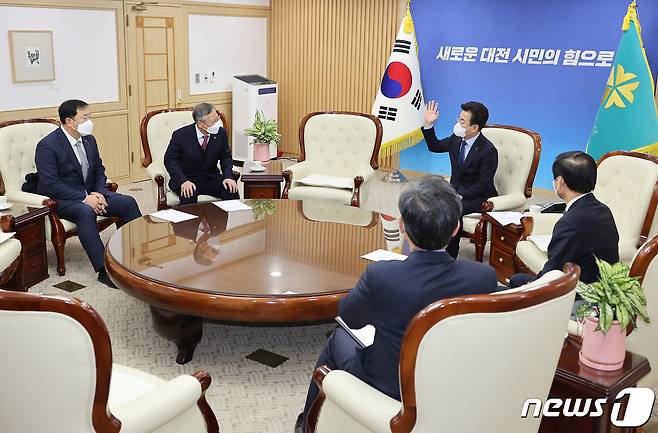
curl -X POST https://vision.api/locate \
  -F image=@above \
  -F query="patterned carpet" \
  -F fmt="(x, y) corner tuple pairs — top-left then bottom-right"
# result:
(16, 171), (657, 432)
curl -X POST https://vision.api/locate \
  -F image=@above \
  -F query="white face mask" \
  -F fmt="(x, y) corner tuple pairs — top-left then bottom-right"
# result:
(552, 179), (561, 197)
(206, 121), (221, 135)
(453, 122), (467, 138)
(75, 119), (94, 136)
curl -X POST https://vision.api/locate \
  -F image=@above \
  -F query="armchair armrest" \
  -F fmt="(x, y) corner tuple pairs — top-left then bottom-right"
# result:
(354, 167), (376, 184)
(3, 189), (50, 207)
(567, 319), (583, 337)
(106, 181), (118, 193)
(484, 193), (527, 212)
(111, 374), (203, 433)
(520, 213), (563, 239)
(282, 161), (312, 199)
(316, 368), (401, 433)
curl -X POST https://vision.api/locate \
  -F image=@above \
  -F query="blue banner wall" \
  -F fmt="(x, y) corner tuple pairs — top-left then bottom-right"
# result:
(402, 0), (658, 188)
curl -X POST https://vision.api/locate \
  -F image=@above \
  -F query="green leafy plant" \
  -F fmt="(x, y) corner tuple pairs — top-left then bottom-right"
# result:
(575, 257), (650, 333)
(246, 199), (276, 221)
(244, 111), (281, 145)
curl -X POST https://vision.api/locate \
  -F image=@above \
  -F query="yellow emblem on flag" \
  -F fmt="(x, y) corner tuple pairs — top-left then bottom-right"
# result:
(603, 64), (640, 109)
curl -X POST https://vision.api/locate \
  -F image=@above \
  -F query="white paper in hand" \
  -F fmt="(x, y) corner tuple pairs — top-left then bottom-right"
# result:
(0, 231), (16, 245)
(361, 249), (407, 262)
(149, 209), (198, 223)
(214, 200), (252, 212)
(335, 316), (375, 348)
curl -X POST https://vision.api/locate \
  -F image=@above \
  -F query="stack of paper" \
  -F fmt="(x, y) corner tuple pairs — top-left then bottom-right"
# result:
(361, 249), (408, 262)
(528, 234), (552, 253)
(214, 200), (252, 212)
(487, 211), (525, 226)
(0, 232), (16, 245)
(150, 209), (198, 223)
(335, 316), (376, 348)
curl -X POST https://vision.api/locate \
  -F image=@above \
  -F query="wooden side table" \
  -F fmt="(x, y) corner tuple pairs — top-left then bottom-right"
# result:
(539, 336), (650, 433)
(483, 213), (525, 283)
(242, 160), (284, 199)
(0, 202), (50, 291)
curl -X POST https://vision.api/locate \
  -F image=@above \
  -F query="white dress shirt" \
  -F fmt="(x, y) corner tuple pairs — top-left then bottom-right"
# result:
(460, 132), (480, 161)
(565, 192), (591, 212)
(196, 125), (209, 147)
(61, 126), (84, 164)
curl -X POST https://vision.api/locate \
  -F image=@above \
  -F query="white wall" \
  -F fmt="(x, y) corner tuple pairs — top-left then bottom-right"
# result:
(188, 14), (268, 94)
(191, 0), (269, 5)
(0, 6), (119, 111)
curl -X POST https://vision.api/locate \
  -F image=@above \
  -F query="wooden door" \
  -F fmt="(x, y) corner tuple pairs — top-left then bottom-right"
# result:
(126, 3), (182, 182)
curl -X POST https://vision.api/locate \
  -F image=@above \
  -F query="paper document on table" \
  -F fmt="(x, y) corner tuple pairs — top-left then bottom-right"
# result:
(528, 234), (552, 253)
(361, 249), (407, 262)
(213, 200), (252, 212)
(487, 211), (524, 226)
(0, 231), (16, 245)
(150, 209), (198, 223)
(335, 316), (375, 348)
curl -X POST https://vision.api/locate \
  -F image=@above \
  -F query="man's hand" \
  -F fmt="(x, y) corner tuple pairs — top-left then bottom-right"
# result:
(423, 100), (439, 129)
(222, 178), (238, 194)
(181, 180), (196, 198)
(91, 192), (107, 213)
(83, 194), (104, 215)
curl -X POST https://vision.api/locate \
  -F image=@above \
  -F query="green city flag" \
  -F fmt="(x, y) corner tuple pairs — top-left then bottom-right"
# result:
(586, 0), (658, 160)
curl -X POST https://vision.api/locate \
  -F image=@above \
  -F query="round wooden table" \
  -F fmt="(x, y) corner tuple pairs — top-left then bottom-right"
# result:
(105, 199), (387, 363)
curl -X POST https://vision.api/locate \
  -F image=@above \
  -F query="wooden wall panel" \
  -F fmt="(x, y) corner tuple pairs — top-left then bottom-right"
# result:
(270, 0), (403, 168)
(92, 112), (131, 181)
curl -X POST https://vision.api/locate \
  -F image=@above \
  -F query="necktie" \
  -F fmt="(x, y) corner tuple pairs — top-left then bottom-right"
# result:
(458, 139), (467, 168)
(201, 134), (209, 151)
(74, 140), (89, 182)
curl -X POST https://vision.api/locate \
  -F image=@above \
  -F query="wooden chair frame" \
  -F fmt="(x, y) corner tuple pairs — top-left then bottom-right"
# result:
(306, 264), (580, 433)
(0, 290), (220, 433)
(516, 150), (658, 275)
(140, 107), (239, 210)
(465, 124), (542, 262)
(0, 118), (119, 276)
(282, 111), (383, 207)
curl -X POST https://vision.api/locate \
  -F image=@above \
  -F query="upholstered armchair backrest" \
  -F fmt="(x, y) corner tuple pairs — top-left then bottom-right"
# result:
(398, 266), (579, 433)
(594, 153), (658, 242)
(143, 110), (195, 182)
(0, 299), (99, 432)
(627, 236), (658, 386)
(301, 113), (379, 177)
(0, 120), (58, 192)
(481, 125), (539, 197)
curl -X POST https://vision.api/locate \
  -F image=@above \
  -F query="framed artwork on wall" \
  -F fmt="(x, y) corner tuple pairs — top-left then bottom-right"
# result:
(8, 30), (55, 83)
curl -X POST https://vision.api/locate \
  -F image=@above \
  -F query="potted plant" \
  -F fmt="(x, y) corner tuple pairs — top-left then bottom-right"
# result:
(244, 111), (281, 163)
(575, 258), (651, 371)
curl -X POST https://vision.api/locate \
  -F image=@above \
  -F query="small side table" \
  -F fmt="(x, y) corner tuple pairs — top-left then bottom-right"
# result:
(0, 202), (50, 291)
(539, 336), (650, 433)
(483, 213), (524, 283)
(242, 160), (284, 199)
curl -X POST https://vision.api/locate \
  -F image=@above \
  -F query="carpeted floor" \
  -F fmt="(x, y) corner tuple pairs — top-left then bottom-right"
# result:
(17, 169), (656, 432)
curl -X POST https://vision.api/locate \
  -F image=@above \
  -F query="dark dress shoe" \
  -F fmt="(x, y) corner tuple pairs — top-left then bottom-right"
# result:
(294, 413), (304, 433)
(97, 269), (118, 289)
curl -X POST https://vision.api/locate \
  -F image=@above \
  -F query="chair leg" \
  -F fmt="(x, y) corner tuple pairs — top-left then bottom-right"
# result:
(473, 218), (487, 262)
(53, 238), (66, 276)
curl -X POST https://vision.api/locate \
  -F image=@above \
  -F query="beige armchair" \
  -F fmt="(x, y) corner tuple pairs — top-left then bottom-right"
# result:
(140, 108), (239, 210)
(0, 119), (118, 276)
(306, 265), (580, 433)
(462, 125), (541, 261)
(282, 112), (382, 207)
(0, 290), (220, 433)
(516, 151), (658, 274)
(0, 238), (21, 285)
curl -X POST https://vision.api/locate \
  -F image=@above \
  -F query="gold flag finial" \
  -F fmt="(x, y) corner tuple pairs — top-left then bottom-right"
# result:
(403, 0), (413, 34)
(622, 0), (638, 32)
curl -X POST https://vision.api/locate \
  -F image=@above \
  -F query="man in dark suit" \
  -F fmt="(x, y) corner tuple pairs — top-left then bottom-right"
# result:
(295, 175), (498, 433)
(421, 101), (498, 258)
(164, 103), (239, 205)
(171, 203), (228, 266)
(35, 99), (142, 288)
(509, 151), (619, 287)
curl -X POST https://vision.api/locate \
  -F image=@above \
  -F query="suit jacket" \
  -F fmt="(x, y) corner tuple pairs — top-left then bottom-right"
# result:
(35, 128), (114, 211)
(339, 250), (498, 400)
(171, 203), (228, 242)
(421, 127), (498, 211)
(164, 124), (234, 194)
(541, 193), (619, 283)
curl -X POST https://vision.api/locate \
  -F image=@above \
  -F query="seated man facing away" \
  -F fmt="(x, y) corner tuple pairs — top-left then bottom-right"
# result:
(295, 175), (498, 432)
(509, 151), (619, 288)
(421, 101), (498, 258)
(35, 99), (142, 288)
(164, 103), (239, 205)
